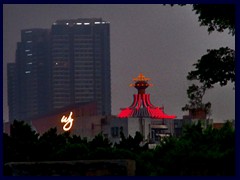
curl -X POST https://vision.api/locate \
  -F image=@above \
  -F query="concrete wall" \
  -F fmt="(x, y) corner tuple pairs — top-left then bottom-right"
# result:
(128, 118), (140, 138)
(73, 115), (103, 139)
(4, 160), (136, 176)
(107, 117), (128, 144)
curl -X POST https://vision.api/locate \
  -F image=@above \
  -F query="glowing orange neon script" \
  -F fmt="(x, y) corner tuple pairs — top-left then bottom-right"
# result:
(61, 111), (74, 131)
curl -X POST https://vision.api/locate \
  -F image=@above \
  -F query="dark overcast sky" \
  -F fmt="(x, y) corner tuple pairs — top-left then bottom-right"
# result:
(3, 4), (235, 122)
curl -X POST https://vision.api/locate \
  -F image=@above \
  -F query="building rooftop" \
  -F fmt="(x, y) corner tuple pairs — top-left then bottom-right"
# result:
(53, 18), (109, 26)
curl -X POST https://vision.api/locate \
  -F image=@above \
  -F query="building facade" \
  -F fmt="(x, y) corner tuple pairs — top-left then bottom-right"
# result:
(7, 63), (17, 121)
(51, 18), (111, 115)
(4, 102), (98, 135)
(8, 29), (51, 122)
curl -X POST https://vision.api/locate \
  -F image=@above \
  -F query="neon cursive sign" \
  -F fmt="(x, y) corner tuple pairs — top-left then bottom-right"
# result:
(61, 111), (74, 131)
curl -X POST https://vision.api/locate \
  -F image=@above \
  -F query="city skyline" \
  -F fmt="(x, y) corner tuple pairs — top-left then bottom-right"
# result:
(7, 18), (111, 121)
(3, 4), (235, 122)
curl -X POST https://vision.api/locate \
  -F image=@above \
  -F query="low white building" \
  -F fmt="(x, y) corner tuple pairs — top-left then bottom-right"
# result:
(101, 116), (174, 144)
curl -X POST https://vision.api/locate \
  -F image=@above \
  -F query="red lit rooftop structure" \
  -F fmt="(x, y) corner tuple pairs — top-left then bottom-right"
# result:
(118, 73), (176, 119)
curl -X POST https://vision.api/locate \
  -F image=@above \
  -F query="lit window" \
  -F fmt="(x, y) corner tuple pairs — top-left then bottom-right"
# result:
(84, 23), (90, 25)
(25, 50), (30, 52)
(25, 71), (31, 74)
(94, 22), (101, 24)
(27, 54), (32, 56)
(76, 23), (82, 25)
(27, 62), (32, 65)
(66, 23), (69, 25)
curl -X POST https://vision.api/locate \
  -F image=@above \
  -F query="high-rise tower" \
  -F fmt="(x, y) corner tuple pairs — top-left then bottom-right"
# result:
(51, 18), (111, 115)
(7, 29), (51, 121)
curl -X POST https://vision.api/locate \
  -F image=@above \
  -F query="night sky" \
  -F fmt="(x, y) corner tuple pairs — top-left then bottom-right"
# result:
(3, 4), (235, 122)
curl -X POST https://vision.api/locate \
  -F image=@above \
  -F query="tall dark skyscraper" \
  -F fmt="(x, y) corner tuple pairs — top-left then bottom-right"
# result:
(7, 18), (111, 122)
(7, 63), (17, 121)
(8, 29), (51, 121)
(51, 19), (111, 115)
(51, 18), (111, 115)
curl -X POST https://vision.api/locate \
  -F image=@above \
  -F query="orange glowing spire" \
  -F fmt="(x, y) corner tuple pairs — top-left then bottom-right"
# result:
(133, 73), (150, 82)
(130, 73), (153, 93)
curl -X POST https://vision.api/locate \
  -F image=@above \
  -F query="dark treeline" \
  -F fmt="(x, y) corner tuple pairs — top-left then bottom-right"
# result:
(3, 120), (235, 176)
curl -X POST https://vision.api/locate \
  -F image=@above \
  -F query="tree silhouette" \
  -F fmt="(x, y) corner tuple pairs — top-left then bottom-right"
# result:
(37, 127), (63, 160)
(187, 47), (235, 88)
(115, 131), (146, 152)
(175, 4), (235, 117)
(4, 120), (234, 175)
(182, 84), (211, 118)
(188, 4), (235, 88)
(144, 121), (235, 175)
(3, 133), (12, 163)
(89, 132), (112, 149)
(7, 120), (39, 162)
(192, 4), (234, 35)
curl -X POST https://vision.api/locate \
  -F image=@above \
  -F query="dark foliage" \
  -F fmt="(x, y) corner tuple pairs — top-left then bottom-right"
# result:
(177, 4), (235, 116)
(187, 47), (235, 88)
(187, 4), (235, 88)
(171, 4), (235, 35)
(3, 120), (235, 175)
(115, 131), (147, 152)
(4, 120), (39, 162)
(182, 84), (211, 114)
(192, 4), (235, 35)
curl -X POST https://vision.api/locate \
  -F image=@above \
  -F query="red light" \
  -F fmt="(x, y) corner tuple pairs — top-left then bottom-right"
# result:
(118, 73), (176, 119)
(118, 93), (176, 119)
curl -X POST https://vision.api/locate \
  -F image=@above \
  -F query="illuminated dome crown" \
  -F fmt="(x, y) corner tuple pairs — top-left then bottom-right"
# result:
(130, 73), (153, 94)
(118, 73), (176, 119)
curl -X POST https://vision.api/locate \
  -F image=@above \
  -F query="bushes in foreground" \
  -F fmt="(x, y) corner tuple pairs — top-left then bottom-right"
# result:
(3, 120), (235, 175)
